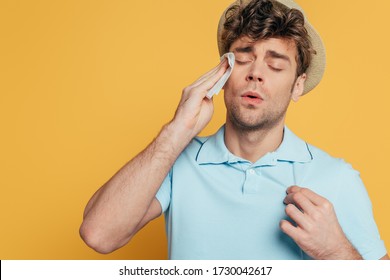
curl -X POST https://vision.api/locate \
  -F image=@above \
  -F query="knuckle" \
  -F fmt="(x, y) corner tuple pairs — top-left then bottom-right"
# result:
(294, 192), (303, 200)
(311, 210), (322, 221)
(300, 187), (310, 195)
(321, 200), (333, 211)
(292, 192), (303, 204)
(302, 233), (312, 245)
(295, 232), (306, 245)
(279, 220), (288, 231)
(182, 86), (191, 95)
(285, 203), (296, 215)
(305, 222), (314, 233)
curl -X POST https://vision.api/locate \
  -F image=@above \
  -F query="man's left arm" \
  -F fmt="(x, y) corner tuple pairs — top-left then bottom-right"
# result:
(280, 186), (388, 260)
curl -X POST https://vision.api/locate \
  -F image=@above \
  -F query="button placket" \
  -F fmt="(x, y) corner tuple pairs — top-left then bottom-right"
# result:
(243, 167), (259, 194)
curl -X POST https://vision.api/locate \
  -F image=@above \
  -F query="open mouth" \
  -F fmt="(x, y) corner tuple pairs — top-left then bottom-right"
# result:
(245, 95), (258, 99)
(241, 92), (263, 103)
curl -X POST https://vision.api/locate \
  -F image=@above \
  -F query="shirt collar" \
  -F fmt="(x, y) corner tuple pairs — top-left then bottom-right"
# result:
(196, 125), (312, 166)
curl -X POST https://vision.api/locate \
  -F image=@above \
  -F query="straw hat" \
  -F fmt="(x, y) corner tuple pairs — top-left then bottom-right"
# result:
(217, 0), (326, 94)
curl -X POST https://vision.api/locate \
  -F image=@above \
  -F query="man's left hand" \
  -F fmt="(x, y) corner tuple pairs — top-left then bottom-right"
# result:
(280, 185), (362, 259)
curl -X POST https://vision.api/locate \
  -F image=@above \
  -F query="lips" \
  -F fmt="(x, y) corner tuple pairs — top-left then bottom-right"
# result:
(242, 91), (262, 99)
(241, 91), (263, 104)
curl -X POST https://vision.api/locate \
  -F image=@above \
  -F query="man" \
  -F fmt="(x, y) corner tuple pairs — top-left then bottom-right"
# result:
(80, 0), (388, 260)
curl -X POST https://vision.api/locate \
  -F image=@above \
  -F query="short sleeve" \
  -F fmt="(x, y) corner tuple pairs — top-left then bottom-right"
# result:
(334, 165), (387, 260)
(155, 169), (172, 213)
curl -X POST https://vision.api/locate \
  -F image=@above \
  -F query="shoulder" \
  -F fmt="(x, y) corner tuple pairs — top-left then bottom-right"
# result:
(283, 126), (360, 181)
(305, 142), (359, 178)
(298, 142), (368, 203)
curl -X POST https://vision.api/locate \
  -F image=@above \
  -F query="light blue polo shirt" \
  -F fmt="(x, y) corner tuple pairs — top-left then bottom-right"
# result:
(155, 125), (386, 259)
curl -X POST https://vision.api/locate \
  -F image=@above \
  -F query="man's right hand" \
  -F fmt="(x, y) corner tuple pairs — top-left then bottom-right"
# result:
(170, 57), (229, 141)
(80, 57), (230, 254)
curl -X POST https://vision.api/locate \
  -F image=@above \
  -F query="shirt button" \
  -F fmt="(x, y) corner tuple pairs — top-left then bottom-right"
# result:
(248, 169), (255, 175)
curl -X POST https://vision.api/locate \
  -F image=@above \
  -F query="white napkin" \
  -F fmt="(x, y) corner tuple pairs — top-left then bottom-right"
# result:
(206, 52), (235, 99)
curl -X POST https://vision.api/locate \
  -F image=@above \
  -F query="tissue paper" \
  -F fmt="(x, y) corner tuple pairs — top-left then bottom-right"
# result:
(206, 52), (235, 99)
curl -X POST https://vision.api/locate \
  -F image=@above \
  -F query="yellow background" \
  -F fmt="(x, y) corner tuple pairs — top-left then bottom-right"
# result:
(1, 0), (389, 259)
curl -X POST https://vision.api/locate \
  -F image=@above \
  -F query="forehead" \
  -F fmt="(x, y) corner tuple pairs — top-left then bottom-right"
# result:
(230, 36), (298, 58)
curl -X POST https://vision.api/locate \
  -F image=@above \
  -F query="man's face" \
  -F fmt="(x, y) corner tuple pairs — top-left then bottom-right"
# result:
(224, 36), (306, 131)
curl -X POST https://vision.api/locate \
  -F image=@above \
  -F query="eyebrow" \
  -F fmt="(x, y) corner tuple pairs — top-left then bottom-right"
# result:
(265, 50), (291, 64)
(233, 46), (254, 53)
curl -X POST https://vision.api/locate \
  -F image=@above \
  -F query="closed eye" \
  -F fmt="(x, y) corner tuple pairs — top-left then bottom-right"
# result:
(235, 59), (252, 65)
(269, 65), (283, 72)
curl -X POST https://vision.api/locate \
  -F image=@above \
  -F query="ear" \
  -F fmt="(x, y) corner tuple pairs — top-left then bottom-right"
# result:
(291, 73), (306, 102)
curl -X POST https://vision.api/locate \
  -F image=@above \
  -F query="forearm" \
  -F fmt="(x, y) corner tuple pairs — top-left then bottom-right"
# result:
(320, 240), (363, 260)
(80, 121), (191, 253)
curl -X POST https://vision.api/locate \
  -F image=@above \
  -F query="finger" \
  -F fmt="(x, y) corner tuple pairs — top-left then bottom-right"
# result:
(284, 203), (310, 230)
(189, 58), (228, 90)
(283, 191), (315, 215)
(196, 60), (229, 92)
(286, 186), (326, 207)
(286, 185), (302, 194)
(196, 56), (228, 81)
(279, 219), (301, 241)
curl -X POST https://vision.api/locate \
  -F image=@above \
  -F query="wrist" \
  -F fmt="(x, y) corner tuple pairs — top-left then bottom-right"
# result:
(156, 121), (194, 156)
(322, 239), (363, 260)
(337, 242), (363, 260)
(164, 119), (195, 146)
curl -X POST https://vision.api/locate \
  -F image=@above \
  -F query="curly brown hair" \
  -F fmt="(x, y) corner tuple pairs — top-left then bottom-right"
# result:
(221, 0), (316, 77)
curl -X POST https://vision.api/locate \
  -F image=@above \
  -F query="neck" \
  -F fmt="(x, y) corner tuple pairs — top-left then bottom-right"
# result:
(224, 120), (285, 163)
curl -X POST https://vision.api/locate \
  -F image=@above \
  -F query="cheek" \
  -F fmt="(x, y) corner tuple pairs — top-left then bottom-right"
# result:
(223, 76), (237, 104)
(224, 67), (243, 91)
(268, 73), (296, 93)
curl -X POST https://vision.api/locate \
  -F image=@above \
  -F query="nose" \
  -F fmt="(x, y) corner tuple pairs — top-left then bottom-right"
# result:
(246, 62), (264, 83)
